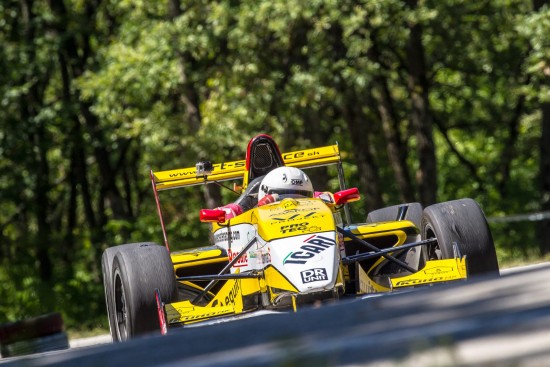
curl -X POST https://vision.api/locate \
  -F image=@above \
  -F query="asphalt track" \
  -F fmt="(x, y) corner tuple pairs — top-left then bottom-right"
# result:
(2, 263), (550, 366)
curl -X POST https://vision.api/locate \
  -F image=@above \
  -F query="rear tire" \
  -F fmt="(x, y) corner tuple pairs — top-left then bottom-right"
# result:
(107, 243), (177, 341)
(366, 202), (423, 228)
(421, 198), (499, 276)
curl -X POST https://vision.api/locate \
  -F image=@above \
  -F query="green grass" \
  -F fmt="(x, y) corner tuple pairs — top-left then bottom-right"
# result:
(498, 253), (550, 269)
(67, 326), (110, 340)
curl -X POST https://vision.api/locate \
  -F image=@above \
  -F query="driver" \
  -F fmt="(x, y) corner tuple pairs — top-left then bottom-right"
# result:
(257, 166), (314, 206)
(216, 166), (314, 218)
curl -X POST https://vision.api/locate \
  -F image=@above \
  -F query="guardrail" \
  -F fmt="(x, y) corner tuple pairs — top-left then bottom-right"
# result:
(488, 210), (550, 223)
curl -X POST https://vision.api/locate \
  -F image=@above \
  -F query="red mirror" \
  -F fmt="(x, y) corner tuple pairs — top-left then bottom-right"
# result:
(333, 188), (360, 205)
(200, 209), (226, 223)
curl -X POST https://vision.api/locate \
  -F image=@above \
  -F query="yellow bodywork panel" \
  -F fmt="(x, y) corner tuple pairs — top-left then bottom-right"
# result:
(355, 257), (467, 294)
(165, 301), (235, 325)
(390, 257), (467, 289)
(255, 198), (336, 242)
(171, 247), (226, 264)
(165, 264), (302, 325)
(263, 265), (299, 303)
(344, 221), (418, 243)
(356, 263), (390, 294)
(209, 197), (336, 242)
(170, 247), (227, 273)
(153, 145), (340, 191)
(166, 277), (262, 325)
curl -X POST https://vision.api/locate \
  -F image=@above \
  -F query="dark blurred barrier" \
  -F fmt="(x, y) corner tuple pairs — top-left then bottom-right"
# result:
(0, 313), (69, 358)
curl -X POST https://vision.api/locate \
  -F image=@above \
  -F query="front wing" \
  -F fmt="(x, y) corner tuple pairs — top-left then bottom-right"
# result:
(164, 259), (466, 327)
(356, 258), (467, 294)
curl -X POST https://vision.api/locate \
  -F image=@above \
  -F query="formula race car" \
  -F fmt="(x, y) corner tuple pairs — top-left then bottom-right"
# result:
(101, 134), (499, 341)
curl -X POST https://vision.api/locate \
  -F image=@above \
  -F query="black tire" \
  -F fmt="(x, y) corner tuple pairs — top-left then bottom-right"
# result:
(366, 202), (423, 228)
(109, 243), (177, 341)
(101, 247), (118, 341)
(421, 198), (499, 276)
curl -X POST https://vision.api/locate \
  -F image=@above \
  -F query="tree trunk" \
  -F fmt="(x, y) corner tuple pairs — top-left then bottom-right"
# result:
(534, 0), (550, 256)
(169, 0), (215, 208)
(302, 111), (333, 193)
(367, 31), (415, 203)
(539, 102), (550, 255)
(21, 0), (53, 281)
(204, 185), (223, 209)
(405, 0), (437, 206)
(34, 124), (53, 281)
(342, 89), (384, 213)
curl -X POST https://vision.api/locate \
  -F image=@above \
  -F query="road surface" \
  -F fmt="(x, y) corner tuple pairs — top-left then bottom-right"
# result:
(2, 263), (550, 366)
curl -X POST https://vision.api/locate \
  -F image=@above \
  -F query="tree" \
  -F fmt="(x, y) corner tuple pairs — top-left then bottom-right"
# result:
(0, 0), (548, 328)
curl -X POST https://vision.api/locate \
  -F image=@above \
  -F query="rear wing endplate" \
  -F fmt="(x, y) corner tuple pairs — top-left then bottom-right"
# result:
(152, 144), (341, 191)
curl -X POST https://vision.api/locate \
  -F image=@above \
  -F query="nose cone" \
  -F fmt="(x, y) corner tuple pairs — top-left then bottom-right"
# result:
(255, 198), (335, 242)
(268, 232), (340, 292)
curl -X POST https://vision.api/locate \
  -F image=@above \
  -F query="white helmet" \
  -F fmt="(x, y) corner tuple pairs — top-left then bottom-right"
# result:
(258, 167), (314, 202)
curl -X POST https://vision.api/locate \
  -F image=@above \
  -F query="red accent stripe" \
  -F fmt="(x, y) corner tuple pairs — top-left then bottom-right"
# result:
(304, 234), (316, 242)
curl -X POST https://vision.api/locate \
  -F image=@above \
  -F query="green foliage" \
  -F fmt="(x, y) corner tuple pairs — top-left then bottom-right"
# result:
(0, 0), (547, 332)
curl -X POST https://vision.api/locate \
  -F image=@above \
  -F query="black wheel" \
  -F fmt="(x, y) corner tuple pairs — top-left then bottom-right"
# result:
(366, 202), (423, 228)
(421, 198), (499, 276)
(109, 243), (177, 341)
(101, 247), (118, 341)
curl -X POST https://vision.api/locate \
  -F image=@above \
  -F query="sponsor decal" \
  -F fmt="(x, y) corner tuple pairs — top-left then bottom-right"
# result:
(224, 281), (241, 305)
(270, 211), (318, 222)
(283, 235), (336, 265)
(228, 249), (248, 267)
(176, 309), (232, 322)
(168, 161), (245, 178)
(282, 199), (299, 209)
(252, 248), (271, 265)
(214, 230), (241, 242)
(424, 266), (453, 275)
(282, 150), (321, 160)
(291, 179), (303, 186)
(218, 161), (246, 170)
(266, 203), (315, 213)
(394, 275), (460, 287)
(301, 268), (328, 283)
(280, 222), (309, 234)
(261, 249), (272, 265)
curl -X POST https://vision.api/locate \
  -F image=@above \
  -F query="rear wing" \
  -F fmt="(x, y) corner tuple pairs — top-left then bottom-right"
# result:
(152, 144), (341, 191)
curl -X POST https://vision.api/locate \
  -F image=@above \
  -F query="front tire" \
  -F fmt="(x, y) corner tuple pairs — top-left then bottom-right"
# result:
(421, 198), (499, 276)
(106, 243), (177, 341)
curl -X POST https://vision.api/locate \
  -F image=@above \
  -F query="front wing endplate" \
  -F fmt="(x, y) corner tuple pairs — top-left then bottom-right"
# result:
(390, 258), (467, 289)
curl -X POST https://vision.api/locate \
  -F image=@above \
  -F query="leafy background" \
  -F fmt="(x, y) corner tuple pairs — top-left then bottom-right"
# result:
(0, 0), (549, 333)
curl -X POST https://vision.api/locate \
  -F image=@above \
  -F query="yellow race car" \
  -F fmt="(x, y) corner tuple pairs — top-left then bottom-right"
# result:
(101, 135), (499, 341)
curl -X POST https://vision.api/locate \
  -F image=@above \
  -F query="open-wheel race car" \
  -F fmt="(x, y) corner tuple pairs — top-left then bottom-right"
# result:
(101, 134), (499, 341)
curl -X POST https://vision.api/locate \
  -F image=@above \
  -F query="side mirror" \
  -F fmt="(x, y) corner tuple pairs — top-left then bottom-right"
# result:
(333, 188), (360, 205)
(200, 209), (226, 223)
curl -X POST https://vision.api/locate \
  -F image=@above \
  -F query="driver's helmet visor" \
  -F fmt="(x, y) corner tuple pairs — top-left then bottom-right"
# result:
(267, 189), (313, 198)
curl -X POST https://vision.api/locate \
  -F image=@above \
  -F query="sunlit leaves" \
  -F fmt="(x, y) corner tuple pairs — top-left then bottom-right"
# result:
(1, 0), (548, 329)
